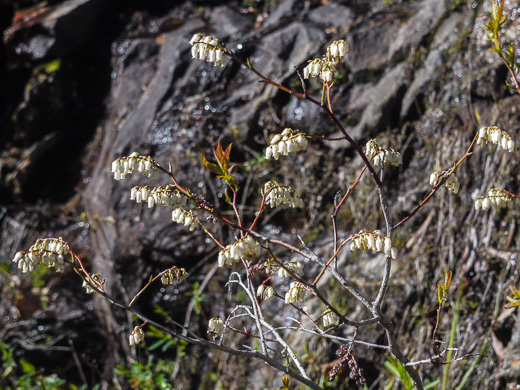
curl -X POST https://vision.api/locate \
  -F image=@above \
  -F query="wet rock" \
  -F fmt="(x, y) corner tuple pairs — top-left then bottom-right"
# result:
(4, 0), (118, 66)
(1, 0), (125, 203)
(263, 0), (305, 28)
(388, 0), (452, 62)
(228, 21), (325, 141)
(209, 6), (254, 38)
(347, 15), (401, 74)
(3, 0), (520, 388)
(401, 12), (464, 119)
(335, 62), (408, 144)
(307, 2), (355, 29)
(349, 0), (452, 75)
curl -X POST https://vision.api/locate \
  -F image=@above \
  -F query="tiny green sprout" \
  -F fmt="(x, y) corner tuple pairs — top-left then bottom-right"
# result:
(505, 285), (520, 308)
(280, 373), (290, 390)
(436, 270), (453, 305)
(202, 139), (239, 190)
(485, 0), (507, 54)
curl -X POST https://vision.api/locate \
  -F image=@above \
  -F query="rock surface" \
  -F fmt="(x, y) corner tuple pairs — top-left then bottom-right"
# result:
(1, 0), (520, 388)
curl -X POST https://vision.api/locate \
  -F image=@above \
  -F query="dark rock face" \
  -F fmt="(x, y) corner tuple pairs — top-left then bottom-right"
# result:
(2, 0), (520, 388)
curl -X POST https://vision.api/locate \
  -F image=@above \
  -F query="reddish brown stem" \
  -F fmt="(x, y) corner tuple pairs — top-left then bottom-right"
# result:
(230, 186), (243, 230)
(503, 190), (520, 199)
(500, 55), (520, 94)
(70, 250), (105, 293)
(223, 48), (383, 188)
(394, 133), (479, 229)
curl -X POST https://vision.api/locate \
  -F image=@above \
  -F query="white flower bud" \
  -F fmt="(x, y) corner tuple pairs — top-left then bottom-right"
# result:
(477, 126), (515, 153)
(218, 251), (226, 267)
(257, 285), (274, 300)
(430, 171), (439, 186)
(208, 318), (224, 334)
(129, 326), (144, 346)
(375, 237), (383, 252)
(229, 245), (239, 259)
(111, 153), (157, 180)
(322, 309), (339, 328)
(278, 266), (291, 279)
(384, 237), (392, 250)
(189, 34), (228, 68)
(189, 33), (202, 45)
(367, 234), (375, 250)
(285, 282), (305, 304)
(303, 64), (310, 79)
(207, 49), (216, 62)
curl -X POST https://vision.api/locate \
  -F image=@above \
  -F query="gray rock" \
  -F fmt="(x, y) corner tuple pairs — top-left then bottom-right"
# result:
(228, 22), (325, 141)
(401, 12), (463, 118)
(263, 0), (305, 27)
(308, 3), (355, 28)
(388, 0), (452, 62)
(346, 63), (408, 142)
(4, 0), (117, 65)
(209, 6), (254, 38)
(347, 16), (402, 73)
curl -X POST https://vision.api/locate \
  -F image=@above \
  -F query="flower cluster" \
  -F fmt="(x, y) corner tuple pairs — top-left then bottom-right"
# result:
(130, 185), (190, 208)
(303, 58), (336, 83)
(111, 152), (157, 180)
(349, 231), (397, 259)
(365, 139), (402, 167)
(161, 267), (187, 285)
(322, 309), (340, 328)
(208, 318), (224, 334)
(261, 181), (304, 208)
(277, 261), (303, 279)
(171, 208), (198, 231)
(303, 40), (348, 83)
(444, 174), (460, 194)
(12, 237), (69, 273)
(327, 40), (348, 63)
(476, 126), (514, 153)
(82, 274), (105, 294)
(218, 235), (261, 267)
(475, 189), (514, 211)
(429, 171), (460, 194)
(265, 128), (308, 160)
(285, 282), (306, 304)
(129, 326), (144, 346)
(189, 34), (228, 68)
(257, 284), (274, 301)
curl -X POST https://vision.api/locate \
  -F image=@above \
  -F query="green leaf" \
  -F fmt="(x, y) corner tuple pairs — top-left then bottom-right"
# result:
(384, 361), (400, 377)
(424, 379), (441, 389)
(19, 358), (36, 374)
(213, 139), (231, 173)
(148, 339), (166, 351)
(221, 175), (239, 191)
(202, 154), (224, 176)
(161, 340), (173, 352)
(224, 188), (233, 205)
(43, 59), (61, 73)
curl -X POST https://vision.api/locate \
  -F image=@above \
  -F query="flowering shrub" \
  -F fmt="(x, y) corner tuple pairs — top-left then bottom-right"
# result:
(10, 1), (520, 389)
(265, 128), (308, 160)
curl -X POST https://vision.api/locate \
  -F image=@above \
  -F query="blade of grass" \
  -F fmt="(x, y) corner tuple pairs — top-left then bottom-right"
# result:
(456, 267), (507, 390)
(442, 280), (464, 390)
